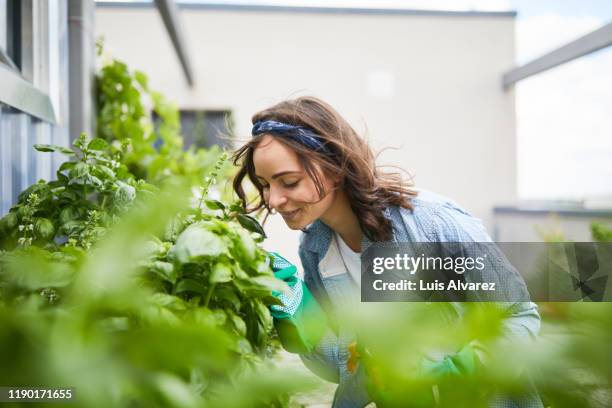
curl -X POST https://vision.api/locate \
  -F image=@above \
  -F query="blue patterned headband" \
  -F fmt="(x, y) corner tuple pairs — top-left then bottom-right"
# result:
(251, 120), (330, 154)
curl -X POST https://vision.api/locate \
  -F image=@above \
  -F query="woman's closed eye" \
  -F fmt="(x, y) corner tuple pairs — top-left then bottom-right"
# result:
(258, 178), (300, 190)
(282, 180), (300, 188)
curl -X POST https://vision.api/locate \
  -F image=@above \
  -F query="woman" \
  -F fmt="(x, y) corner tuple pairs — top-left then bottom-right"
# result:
(232, 96), (542, 407)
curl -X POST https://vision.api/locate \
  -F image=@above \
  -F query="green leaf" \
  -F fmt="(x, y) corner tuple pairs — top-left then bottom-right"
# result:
(261, 295), (285, 307)
(61, 220), (84, 235)
(34, 218), (55, 240)
(134, 70), (149, 90)
(175, 278), (208, 295)
(154, 373), (201, 408)
(2, 248), (76, 289)
(34, 144), (55, 152)
(227, 311), (247, 337)
(191, 307), (227, 327)
(234, 227), (257, 263)
(86, 175), (103, 187)
(88, 138), (109, 151)
(3, 212), (18, 230)
(236, 214), (266, 238)
(95, 165), (116, 179)
(210, 263), (232, 283)
(70, 162), (89, 179)
(253, 300), (273, 332)
(58, 161), (76, 173)
(213, 286), (241, 311)
(59, 207), (80, 225)
(149, 293), (186, 312)
(229, 201), (244, 213)
(149, 261), (177, 284)
(114, 181), (136, 205)
(205, 200), (225, 211)
(168, 222), (226, 263)
(34, 144), (75, 155)
(250, 275), (287, 293)
(232, 264), (249, 280)
(115, 166), (131, 180)
(140, 237), (166, 258)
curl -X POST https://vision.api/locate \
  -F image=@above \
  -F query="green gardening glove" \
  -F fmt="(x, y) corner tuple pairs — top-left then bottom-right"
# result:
(268, 252), (329, 354)
(419, 342), (485, 380)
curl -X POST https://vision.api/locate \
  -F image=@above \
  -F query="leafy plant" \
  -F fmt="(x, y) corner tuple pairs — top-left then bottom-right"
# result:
(95, 43), (232, 187)
(0, 138), (309, 406)
(0, 46), (313, 406)
(0, 133), (153, 250)
(591, 222), (612, 242)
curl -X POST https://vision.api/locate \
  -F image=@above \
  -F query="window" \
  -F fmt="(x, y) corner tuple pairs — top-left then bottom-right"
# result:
(0, 0), (69, 215)
(0, 0), (21, 71)
(180, 110), (233, 149)
(0, 0), (56, 123)
(154, 109), (234, 149)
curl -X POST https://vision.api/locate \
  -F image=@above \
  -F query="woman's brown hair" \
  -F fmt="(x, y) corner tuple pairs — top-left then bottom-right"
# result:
(232, 96), (418, 242)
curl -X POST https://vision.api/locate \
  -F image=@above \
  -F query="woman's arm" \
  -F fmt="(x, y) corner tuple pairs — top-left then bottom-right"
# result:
(299, 329), (341, 383)
(268, 251), (341, 383)
(409, 200), (541, 380)
(430, 201), (541, 339)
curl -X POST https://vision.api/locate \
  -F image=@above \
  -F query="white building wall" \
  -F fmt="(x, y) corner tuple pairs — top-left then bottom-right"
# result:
(96, 4), (516, 266)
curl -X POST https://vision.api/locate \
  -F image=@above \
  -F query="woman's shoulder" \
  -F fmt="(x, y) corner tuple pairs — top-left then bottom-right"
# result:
(394, 189), (490, 242)
(398, 188), (475, 218)
(409, 189), (467, 212)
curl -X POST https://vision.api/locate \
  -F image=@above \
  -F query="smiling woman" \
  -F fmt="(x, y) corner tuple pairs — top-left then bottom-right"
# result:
(231, 96), (543, 408)
(252, 134), (337, 230)
(232, 96), (417, 250)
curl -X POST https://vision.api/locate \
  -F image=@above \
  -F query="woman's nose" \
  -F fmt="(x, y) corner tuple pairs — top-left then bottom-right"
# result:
(267, 185), (288, 209)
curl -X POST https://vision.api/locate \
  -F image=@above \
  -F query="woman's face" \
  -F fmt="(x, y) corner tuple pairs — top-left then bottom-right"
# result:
(252, 135), (336, 230)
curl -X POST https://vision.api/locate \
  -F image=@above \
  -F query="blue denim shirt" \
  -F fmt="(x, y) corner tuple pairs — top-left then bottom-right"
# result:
(297, 190), (543, 408)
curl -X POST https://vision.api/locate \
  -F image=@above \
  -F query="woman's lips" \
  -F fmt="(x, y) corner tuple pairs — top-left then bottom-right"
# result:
(279, 208), (301, 221)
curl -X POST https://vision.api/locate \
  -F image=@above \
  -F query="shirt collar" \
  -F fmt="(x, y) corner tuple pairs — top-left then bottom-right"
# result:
(301, 207), (397, 258)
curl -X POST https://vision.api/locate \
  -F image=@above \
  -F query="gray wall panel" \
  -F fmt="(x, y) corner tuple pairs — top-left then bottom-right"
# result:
(1, 107), (13, 214)
(0, 0), (71, 216)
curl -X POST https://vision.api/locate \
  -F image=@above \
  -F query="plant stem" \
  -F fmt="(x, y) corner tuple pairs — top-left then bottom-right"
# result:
(197, 187), (206, 211)
(204, 283), (216, 308)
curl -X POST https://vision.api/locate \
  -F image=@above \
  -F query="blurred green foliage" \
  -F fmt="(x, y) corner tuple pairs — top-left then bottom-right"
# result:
(591, 222), (612, 243)
(529, 219), (612, 407)
(0, 48), (315, 407)
(0, 174), (315, 406)
(95, 41), (232, 187)
(344, 300), (612, 408)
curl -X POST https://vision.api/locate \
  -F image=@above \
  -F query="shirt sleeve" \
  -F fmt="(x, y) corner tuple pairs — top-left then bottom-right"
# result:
(299, 328), (341, 383)
(430, 201), (541, 338)
(417, 201), (541, 382)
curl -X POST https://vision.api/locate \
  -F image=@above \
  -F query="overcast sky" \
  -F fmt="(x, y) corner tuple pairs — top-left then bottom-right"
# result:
(509, 0), (612, 202)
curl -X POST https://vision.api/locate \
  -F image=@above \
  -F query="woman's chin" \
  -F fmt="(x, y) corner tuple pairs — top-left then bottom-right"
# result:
(282, 214), (309, 230)
(285, 223), (302, 230)
(283, 219), (305, 230)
